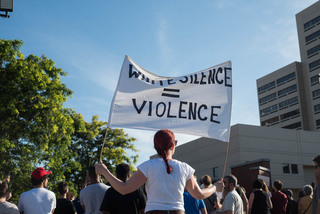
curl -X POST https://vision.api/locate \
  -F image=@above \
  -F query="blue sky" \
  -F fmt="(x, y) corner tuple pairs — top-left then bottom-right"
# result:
(1, 0), (318, 167)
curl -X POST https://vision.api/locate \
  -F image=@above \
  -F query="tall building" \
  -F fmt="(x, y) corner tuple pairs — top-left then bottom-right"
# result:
(257, 1), (320, 130)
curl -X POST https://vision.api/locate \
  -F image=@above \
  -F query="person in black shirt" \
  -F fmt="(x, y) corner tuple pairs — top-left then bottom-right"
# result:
(100, 163), (146, 214)
(54, 182), (76, 214)
(285, 189), (298, 214)
(249, 179), (273, 214)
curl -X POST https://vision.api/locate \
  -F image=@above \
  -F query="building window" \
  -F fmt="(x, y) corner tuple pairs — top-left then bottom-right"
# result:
(213, 167), (218, 178)
(313, 89), (320, 99)
(261, 116), (279, 126)
(304, 16), (320, 30)
(282, 163), (290, 173)
(279, 96), (299, 109)
(258, 81), (276, 94)
(278, 84), (297, 97)
(282, 163), (299, 174)
(307, 45), (320, 57)
(309, 59), (320, 70)
(316, 119), (320, 129)
(260, 104), (278, 116)
(280, 109), (300, 121)
(311, 75), (319, 85)
(291, 164), (298, 174)
(282, 122), (302, 129)
(259, 93), (277, 105)
(277, 72), (296, 86)
(314, 104), (320, 113)
(306, 30), (320, 43)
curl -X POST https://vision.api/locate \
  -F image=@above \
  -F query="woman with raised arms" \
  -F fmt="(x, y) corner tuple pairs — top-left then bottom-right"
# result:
(95, 129), (223, 214)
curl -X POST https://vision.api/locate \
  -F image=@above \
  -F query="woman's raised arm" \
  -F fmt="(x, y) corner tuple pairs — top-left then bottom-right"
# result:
(95, 162), (147, 195)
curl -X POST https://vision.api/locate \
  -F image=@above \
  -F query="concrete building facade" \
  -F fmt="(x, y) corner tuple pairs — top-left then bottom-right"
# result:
(172, 124), (320, 195)
(257, 1), (320, 131)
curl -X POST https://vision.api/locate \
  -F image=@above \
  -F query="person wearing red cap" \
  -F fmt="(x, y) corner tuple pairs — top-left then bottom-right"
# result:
(96, 129), (224, 214)
(18, 167), (56, 214)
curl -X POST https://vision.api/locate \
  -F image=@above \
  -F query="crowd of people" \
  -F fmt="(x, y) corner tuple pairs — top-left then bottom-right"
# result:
(0, 129), (320, 214)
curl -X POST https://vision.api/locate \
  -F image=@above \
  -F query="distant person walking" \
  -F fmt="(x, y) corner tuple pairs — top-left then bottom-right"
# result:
(271, 180), (288, 214)
(0, 180), (19, 214)
(285, 189), (298, 214)
(216, 175), (243, 214)
(183, 189), (207, 214)
(100, 163), (146, 214)
(184, 176), (207, 214)
(249, 179), (272, 214)
(80, 166), (109, 214)
(202, 175), (221, 213)
(236, 186), (249, 214)
(54, 182), (76, 214)
(298, 185), (312, 214)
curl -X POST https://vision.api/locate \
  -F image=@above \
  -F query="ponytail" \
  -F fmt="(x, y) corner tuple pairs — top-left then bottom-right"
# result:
(163, 151), (172, 174)
(154, 129), (175, 174)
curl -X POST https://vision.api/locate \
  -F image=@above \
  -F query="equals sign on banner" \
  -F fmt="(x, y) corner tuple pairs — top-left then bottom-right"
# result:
(161, 88), (180, 98)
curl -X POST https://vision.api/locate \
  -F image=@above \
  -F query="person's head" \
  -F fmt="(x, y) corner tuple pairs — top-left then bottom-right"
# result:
(303, 184), (313, 196)
(252, 179), (264, 190)
(154, 129), (176, 174)
(273, 180), (283, 191)
(116, 163), (130, 182)
(298, 190), (306, 198)
(235, 186), (244, 198)
(313, 154), (320, 180)
(0, 181), (9, 199)
(58, 182), (69, 195)
(88, 165), (99, 182)
(202, 175), (212, 187)
(67, 192), (74, 201)
(223, 175), (238, 192)
(285, 189), (293, 200)
(199, 178), (203, 185)
(31, 167), (51, 187)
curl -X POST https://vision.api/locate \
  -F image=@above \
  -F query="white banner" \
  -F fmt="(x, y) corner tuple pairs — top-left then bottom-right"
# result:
(108, 56), (232, 142)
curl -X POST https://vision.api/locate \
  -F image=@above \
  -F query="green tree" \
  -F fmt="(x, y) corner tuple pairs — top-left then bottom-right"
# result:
(69, 115), (138, 191)
(0, 39), (76, 202)
(0, 39), (139, 203)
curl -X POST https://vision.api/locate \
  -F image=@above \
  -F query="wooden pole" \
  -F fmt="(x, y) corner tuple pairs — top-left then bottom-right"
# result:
(222, 142), (230, 178)
(99, 126), (109, 162)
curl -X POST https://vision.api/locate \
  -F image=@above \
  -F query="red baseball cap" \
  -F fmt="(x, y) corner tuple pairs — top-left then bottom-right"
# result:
(31, 167), (52, 180)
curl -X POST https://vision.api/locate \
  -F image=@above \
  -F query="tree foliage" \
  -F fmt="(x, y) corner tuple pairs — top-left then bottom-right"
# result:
(68, 115), (138, 190)
(0, 39), (138, 203)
